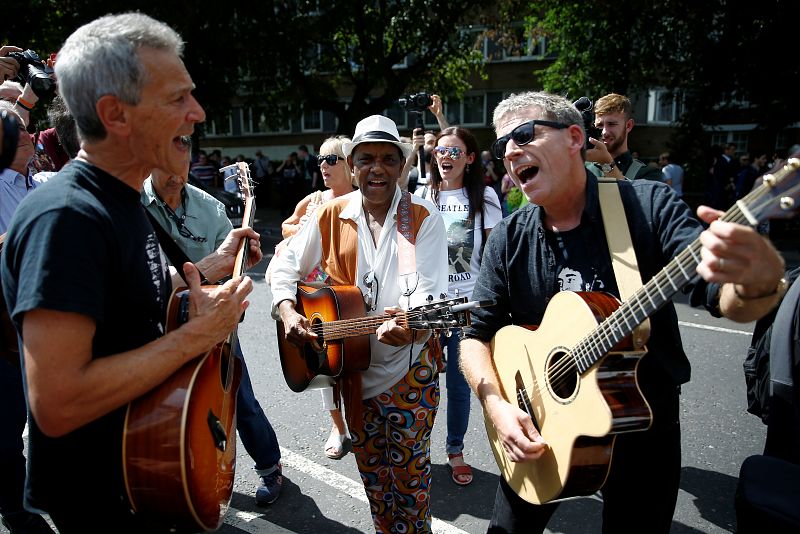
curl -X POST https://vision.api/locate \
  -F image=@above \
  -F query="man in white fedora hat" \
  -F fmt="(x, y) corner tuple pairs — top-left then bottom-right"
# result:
(270, 114), (448, 532)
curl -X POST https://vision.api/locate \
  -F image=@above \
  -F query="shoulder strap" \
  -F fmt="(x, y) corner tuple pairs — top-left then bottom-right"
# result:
(625, 160), (645, 181)
(769, 276), (800, 402)
(143, 208), (209, 285)
(397, 191), (418, 296)
(597, 178), (650, 348)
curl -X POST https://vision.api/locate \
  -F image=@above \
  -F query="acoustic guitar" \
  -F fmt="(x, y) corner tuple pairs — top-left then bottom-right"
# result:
(277, 286), (479, 392)
(122, 162), (255, 532)
(485, 158), (800, 504)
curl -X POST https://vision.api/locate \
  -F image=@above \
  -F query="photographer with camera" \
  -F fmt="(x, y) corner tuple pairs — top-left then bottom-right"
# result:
(574, 96), (625, 181)
(592, 93), (662, 181)
(0, 47), (56, 128)
(399, 93), (448, 191)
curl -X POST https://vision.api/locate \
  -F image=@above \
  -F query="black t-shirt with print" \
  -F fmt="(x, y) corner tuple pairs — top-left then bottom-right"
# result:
(546, 226), (618, 296)
(1, 160), (171, 520)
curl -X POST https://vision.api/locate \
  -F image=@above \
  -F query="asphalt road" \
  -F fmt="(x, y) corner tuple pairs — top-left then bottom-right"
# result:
(5, 207), (796, 534)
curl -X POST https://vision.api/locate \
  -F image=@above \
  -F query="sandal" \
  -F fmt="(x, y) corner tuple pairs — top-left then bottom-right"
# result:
(324, 430), (352, 460)
(447, 453), (473, 486)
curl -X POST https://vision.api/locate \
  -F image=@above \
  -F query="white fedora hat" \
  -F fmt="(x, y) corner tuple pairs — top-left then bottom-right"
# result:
(342, 115), (413, 159)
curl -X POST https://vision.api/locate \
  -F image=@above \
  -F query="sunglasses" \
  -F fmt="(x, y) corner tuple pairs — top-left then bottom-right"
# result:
(491, 119), (569, 159)
(433, 146), (465, 160)
(317, 154), (342, 166)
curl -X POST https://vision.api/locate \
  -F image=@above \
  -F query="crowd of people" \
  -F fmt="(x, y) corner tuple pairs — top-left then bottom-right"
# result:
(0, 11), (798, 534)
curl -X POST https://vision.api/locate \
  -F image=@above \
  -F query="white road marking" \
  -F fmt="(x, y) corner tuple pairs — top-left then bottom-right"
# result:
(678, 320), (752, 336)
(226, 509), (296, 533)
(229, 445), (470, 534)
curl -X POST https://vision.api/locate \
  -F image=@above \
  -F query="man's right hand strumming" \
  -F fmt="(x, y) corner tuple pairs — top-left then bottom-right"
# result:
(487, 396), (549, 462)
(277, 299), (316, 347)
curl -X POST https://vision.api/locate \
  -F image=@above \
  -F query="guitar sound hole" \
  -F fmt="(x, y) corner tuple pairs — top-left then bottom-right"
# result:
(546, 350), (578, 402)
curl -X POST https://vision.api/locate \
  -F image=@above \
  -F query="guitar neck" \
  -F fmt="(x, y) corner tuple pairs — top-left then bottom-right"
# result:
(232, 195), (256, 279)
(316, 312), (425, 341)
(232, 162), (256, 280)
(573, 198), (763, 374)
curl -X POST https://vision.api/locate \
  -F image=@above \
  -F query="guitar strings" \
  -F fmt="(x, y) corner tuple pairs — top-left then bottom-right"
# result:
(539, 193), (761, 395)
(518, 163), (796, 401)
(305, 307), (453, 338)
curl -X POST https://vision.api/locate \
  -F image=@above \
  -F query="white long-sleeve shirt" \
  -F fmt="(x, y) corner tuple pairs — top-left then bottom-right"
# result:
(270, 186), (448, 398)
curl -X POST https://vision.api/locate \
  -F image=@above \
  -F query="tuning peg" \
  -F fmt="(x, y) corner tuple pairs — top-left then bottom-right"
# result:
(427, 295), (434, 302)
(439, 293), (447, 300)
(445, 329), (452, 338)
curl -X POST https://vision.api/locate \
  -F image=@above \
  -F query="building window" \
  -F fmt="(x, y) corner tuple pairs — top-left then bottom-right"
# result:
(302, 108), (323, 132)
(242, 107), (291, 135)
(206, 110), (232, 137)
(482, 25), (547, 62)
(461, 94), (486, 125)
(648, 89), (684, 125)
(710, 131), (749, 155)
(385, 102), (408, 129)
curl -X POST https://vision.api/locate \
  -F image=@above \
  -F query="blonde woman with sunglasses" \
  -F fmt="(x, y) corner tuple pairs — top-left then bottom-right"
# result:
(274, 135), (357, 460)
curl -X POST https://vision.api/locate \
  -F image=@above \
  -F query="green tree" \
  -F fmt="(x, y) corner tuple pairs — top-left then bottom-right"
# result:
(4, 0), (492, 136)
(512, 0), (800, 185)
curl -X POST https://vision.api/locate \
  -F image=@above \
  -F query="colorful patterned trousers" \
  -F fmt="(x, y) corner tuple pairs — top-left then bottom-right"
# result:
(350, 348), (439, 533)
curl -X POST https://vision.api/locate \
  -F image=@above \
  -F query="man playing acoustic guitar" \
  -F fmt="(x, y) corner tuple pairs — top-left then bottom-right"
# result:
(460, 92), (788, 533)
(270, 115), (448, 533)
(1, 14), (260, 533)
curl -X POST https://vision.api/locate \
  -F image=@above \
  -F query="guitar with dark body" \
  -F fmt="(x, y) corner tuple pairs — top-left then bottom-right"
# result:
(122, 162), (255, 532)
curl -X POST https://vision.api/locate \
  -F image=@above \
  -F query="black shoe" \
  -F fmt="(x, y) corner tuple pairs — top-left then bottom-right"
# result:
(255, 463), (283, 506)
(0, 512), (55, 534)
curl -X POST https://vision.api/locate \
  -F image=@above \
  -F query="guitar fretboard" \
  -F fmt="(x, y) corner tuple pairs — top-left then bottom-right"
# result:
(572, 159), (800, 374)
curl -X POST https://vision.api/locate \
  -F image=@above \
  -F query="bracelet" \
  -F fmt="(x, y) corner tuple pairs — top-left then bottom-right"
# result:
(733, 278), (788, 300)
(16, 96), (34, 111)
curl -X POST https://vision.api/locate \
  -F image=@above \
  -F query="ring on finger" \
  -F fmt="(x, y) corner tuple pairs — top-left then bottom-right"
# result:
(718, 258), (725, 271)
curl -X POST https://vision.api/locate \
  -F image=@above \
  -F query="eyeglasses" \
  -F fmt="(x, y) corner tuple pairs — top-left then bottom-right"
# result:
(317, 154), (342, 166)
(176, 221), (207, 243)
(491, 119), (569, 159)
(433, 146), (465, 160)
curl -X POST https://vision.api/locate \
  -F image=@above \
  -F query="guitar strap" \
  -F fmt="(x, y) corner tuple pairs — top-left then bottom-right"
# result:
(396, 191), (445, 371)
(144, 208), (209, 286)
(396, 190), (418, 297)
(597, 178), (650, 349)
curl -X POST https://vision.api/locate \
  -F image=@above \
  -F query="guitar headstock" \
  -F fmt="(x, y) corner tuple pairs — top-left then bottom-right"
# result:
(737, 156), (800, 222)
(219, 162), (255, 202)
(407, 296), (472, 331)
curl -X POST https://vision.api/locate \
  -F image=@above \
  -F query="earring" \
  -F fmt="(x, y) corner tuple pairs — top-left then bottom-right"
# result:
(466, 164), (471, 173)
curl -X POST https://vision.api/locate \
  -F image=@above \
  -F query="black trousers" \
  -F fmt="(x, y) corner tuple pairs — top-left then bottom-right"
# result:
(0, 357), (28, 519)
(488, 381), (681, 534)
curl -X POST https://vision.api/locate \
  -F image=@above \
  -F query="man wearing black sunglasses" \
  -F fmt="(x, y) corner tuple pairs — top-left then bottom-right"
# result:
(459, 91), (786, 533)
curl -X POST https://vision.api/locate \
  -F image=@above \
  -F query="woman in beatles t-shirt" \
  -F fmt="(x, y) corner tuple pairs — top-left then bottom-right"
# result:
(414, 127), (502, 485)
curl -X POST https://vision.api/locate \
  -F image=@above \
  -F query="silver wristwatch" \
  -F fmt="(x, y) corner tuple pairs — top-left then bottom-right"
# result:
(596, 162), (615, 174)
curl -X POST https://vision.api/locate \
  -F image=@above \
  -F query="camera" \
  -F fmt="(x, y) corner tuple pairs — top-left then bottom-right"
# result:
(9, 49), (56, 100)
(573, 96), (602, 150)
(399, 92), (433, 113)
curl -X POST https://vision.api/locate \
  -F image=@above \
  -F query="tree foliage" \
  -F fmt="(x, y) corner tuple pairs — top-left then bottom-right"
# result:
(4, 0), (493, 135)
(510, 0), (800, 170)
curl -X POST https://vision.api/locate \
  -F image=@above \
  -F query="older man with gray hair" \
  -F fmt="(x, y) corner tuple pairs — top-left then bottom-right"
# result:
(460, 91), (787, 533)
(1, 13), (261, 533)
